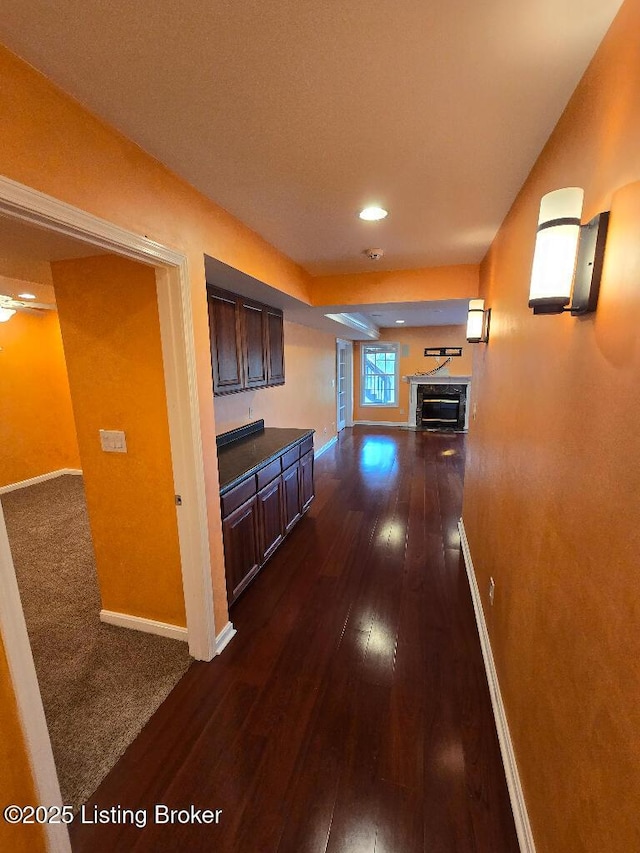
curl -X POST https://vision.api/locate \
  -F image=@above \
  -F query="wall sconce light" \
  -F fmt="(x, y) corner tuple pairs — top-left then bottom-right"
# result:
(529, 187), (609, 315)
(0, 307), (16, 323)
(466, 298), (491, 343)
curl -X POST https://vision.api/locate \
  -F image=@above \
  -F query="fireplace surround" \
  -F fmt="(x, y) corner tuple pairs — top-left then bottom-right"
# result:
(406, 374), (471, 431)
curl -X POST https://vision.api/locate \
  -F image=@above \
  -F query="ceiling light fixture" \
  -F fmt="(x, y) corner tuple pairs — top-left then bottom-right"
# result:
(359, 206), (388, 221)
(466, 299), (491, 343)
(395, 319), (405, 324)
(529, 187), (609, 315)
(18, 292), (37, 300)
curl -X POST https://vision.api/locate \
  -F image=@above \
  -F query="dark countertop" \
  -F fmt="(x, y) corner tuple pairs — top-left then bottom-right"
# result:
(217, 427), (314, 494)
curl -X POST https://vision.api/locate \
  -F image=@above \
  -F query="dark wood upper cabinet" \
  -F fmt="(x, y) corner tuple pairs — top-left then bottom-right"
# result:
(207, 288), (243, 393)
(266, 310), (285, 385)
(240, 300), (268, 387)
(207, 285), (284, 395)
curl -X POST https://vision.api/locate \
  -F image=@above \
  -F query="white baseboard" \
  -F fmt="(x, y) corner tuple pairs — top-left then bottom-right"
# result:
(314, 435), (338, 459)
(458, 519), (536, 853)
(353, 420), (408, 428)
(215, 620), (237, 654)
(100, 609), (188, 642)
(0, 468), (83, 494)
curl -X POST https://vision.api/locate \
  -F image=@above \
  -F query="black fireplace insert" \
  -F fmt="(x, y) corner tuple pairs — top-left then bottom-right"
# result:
(416, 383), (467, 431)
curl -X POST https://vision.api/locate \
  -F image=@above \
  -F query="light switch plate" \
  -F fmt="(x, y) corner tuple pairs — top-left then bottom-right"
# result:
(99, 429), (127, 453)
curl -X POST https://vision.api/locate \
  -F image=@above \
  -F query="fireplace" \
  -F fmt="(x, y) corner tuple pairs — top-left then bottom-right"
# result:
(417, 384), (466, 431)
(407, 375), (471, 431)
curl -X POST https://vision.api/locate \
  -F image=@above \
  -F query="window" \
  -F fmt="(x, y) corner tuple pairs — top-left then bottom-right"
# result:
(360, 343), (399, 407)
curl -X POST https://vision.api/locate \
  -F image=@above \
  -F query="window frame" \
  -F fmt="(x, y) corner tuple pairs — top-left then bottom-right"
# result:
(359, 342), (400, 408)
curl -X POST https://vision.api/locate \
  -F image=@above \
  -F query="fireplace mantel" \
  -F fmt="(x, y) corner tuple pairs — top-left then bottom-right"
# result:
(405, 374), (472, 430)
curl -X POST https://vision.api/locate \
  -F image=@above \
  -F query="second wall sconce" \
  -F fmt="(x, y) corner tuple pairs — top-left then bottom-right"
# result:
(466, 298), (491, 343)
(528, 187), (609, 315)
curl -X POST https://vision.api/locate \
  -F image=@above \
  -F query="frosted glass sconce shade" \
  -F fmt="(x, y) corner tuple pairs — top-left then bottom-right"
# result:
(529, 187), (583, 314)
(529, 187), (609, 316)
(466, 298), (490, 343)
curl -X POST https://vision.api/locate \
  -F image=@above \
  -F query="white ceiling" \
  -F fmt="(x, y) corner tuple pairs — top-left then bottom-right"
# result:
(0, 0), (623, 277)
(353, 300), (468, 328)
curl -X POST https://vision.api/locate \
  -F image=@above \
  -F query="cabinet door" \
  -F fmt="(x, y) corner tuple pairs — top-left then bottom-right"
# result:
(207, 288), (243, 394)
(257, 475), (284, 563)
(300, 450), (315, 513)
(282, 461), (301, 533)
(222, 496), (260, 604)
(266, 309), (285, 386)
(240, 301), (268, 388)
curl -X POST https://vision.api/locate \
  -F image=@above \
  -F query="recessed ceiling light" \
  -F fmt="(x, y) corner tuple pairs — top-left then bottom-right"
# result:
(395, 319), (405, 324)
(359, 206), (388, 221)
(18, 292), (36, 300)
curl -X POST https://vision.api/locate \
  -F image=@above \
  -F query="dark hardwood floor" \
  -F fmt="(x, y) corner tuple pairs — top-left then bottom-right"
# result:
(70, 427), (519, 853)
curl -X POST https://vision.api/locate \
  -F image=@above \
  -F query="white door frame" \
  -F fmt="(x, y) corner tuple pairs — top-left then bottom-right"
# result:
(0, 175), (218, 852)
(336, 339), (354, 430)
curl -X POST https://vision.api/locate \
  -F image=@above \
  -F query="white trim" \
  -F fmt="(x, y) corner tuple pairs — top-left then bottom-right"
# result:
(314, 435), (338, 459)
(336, 338), (353, 432)
(0, 175), (220, 851)
(0, 504), (71, 853)
(215, 620), (237, 654)
(99, 609), (188, 642)
(0, 469), (82, 494)
(353, 420), (407, 428)
(458, 519), (536, 853)
(153, 264), (216, 662)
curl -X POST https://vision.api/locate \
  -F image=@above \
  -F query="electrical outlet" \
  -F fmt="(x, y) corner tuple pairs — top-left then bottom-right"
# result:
(400, 407), (405, 415)
(489, 577), (495, 606)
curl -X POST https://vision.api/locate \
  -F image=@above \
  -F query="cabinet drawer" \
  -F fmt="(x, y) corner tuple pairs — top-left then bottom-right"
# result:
(221, 476), (257, 517)
(300, 435), (313, 457)
(281, 445), (300, 470)
(256, 457), (281, 489)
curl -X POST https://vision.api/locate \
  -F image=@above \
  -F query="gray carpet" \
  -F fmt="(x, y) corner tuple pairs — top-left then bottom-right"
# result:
(2, 474), (192, 810)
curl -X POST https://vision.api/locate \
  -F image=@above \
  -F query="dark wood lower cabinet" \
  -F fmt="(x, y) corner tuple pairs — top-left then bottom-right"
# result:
(221, 436), (315, 606)
(221, 495), (260, 603)
(282, 461), (302, 533)
(300, 450), (314, 511)
(257, 475), (284, 562)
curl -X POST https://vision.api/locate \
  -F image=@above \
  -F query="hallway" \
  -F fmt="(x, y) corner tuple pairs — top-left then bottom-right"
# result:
(71, 427), (519, 852)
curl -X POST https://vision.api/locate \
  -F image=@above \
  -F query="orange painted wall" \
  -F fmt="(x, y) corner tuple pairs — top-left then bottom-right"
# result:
(0, 41), (317, 637)
(462, 2), (640, 850)
(310, 264), (478, 306)
(0, 634), (45, 853)
(0, 310), (80, 487)
(214, 320), (338, 449)
(353, 325), (472, 423)
(0, 43), (323, 808)
(51, 256), (185, 626)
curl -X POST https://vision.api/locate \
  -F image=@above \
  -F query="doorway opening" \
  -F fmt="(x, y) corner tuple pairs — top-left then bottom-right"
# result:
(0, 175), (218, 852)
